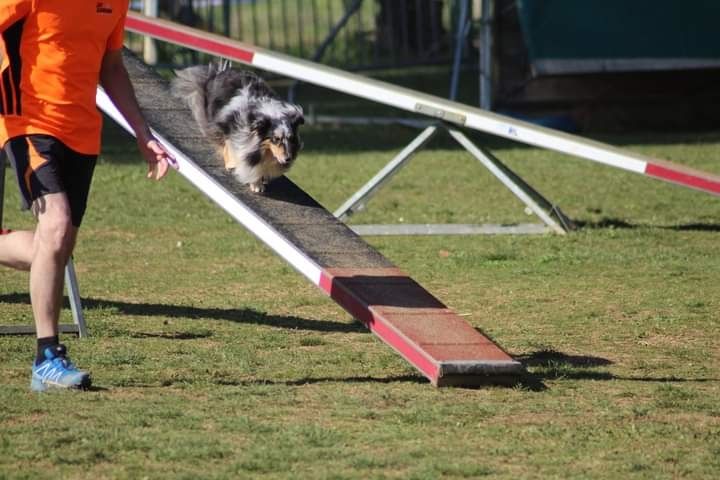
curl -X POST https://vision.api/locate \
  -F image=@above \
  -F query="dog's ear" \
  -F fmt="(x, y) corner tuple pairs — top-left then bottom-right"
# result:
(248, 113), (271, 135)
(291, 112), (304, 128)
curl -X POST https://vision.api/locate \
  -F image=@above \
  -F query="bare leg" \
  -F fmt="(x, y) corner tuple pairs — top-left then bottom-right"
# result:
(0, 229), (35, 270)
(29, 193), (77, 339)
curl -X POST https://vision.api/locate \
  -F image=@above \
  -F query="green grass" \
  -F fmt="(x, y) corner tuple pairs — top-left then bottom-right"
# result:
(1, 120), (720, 479)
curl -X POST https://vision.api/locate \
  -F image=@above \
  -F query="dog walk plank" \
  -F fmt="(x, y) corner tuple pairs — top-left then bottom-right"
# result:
(114, 50), (523, 386)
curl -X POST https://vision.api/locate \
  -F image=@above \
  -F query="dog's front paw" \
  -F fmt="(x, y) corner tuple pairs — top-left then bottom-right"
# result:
(249, 181), (265, 193)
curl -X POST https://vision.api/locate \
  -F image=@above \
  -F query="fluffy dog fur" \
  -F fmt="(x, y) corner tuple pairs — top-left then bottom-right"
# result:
(171, 62), (304, 192)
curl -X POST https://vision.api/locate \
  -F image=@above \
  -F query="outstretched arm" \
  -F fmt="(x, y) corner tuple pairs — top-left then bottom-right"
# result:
(99, 49), (175, 180)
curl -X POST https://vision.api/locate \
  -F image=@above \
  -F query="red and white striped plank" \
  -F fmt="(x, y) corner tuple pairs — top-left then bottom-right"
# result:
(97, 82), (522, 386)
(125, 11), (720, 197)
(319, 267), (519, 384)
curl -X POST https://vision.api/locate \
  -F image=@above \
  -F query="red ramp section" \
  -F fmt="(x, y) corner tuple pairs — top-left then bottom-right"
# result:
(98, 50), (523, 386)
(322, 268), (519, 385)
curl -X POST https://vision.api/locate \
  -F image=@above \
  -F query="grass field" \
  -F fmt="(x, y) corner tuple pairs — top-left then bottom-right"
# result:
(1, 118), (720, 479)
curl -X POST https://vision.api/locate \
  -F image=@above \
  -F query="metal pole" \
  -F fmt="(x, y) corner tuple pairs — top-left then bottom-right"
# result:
(266, 0), (275, 50)
(449, 0), (471, 101)
(143, 0), (159, 65)
(479, 0), (493, 109)
(223, 0), (231, 38)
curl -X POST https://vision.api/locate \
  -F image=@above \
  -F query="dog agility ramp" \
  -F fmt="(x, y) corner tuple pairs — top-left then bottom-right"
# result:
(96, 50), (522, 386)
(124, 11), (720, 198)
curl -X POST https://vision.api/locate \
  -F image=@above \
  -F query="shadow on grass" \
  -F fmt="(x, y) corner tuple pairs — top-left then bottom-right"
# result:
(0, 292), (366, 334)
(85, 385), (110, 392)
(212, 349), (719, 389)
(128, 331), (214, 340)
(513, 349), (613, 390)
(574, 218), (720, 232)
(518, 349), (614, 368)
(667, 222), (720, 232)
(514, 349), (719, 388)
(214, 374), (428, 387)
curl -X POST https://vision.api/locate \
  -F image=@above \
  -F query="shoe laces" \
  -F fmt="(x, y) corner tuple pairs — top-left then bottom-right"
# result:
(52, 356), (76, 371)
(44, 344), (77, 371)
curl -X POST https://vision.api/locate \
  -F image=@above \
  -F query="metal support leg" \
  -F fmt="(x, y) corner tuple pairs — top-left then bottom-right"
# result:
(333, 125), (439, 220)
(64, 259), (87, 338)
(479, 0), (494, 110)
(0, 151), (88, 336)
(449, 0), (471, 101)
(447, 127), (572, 234)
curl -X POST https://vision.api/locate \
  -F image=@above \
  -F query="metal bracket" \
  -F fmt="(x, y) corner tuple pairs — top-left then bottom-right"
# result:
(414, 104), (467, 125)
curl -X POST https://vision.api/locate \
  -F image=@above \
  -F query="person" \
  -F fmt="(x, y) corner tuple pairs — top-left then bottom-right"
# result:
(0, 0), (174, 391)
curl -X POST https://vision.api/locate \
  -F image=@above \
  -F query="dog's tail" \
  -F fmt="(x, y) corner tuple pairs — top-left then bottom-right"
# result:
(171, 65), (224, 144)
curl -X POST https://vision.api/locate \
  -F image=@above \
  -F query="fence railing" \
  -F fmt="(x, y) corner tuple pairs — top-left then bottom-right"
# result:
(130, 0), (477, 71)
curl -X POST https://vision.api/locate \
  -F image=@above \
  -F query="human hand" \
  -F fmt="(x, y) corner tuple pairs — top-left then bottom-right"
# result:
(139, 137), (177, 180)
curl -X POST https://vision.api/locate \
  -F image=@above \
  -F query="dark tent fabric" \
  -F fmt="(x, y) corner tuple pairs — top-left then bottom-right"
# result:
(516, 0), (720, 75)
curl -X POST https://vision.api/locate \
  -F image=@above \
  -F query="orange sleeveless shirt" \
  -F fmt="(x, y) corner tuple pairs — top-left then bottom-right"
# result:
(0, 0), (128, 155)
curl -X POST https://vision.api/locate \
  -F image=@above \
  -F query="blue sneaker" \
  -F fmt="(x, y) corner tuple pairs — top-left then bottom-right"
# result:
(30, 344), (91, 392)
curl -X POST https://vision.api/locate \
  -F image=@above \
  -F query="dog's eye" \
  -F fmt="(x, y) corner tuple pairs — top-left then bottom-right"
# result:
(272, 136), (282, 144)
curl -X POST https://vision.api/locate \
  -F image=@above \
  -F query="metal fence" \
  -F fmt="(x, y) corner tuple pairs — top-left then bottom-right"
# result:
(131, 0), (476, 71)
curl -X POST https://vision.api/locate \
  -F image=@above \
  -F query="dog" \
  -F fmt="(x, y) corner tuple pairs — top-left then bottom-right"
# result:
(171, 62), (304, 192)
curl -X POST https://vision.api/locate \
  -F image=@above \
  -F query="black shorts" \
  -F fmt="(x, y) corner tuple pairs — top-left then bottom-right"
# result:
(3, 134), (97, 227)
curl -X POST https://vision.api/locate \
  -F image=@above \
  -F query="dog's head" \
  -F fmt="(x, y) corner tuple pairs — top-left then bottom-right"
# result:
(250, 101), (304, 166)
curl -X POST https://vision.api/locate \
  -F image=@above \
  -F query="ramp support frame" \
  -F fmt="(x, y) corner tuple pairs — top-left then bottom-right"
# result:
(333, 122), (573, 235)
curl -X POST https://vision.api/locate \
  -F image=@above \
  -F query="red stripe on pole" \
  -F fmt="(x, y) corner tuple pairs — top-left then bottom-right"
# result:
(125, 14), (255, 64)
(318, 272), (334, 295)
(645, 162), (720, 195)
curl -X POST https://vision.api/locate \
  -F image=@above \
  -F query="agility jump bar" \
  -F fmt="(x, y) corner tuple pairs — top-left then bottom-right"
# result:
(97, 50), (523, 386)
(124, 11), (720, 196)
